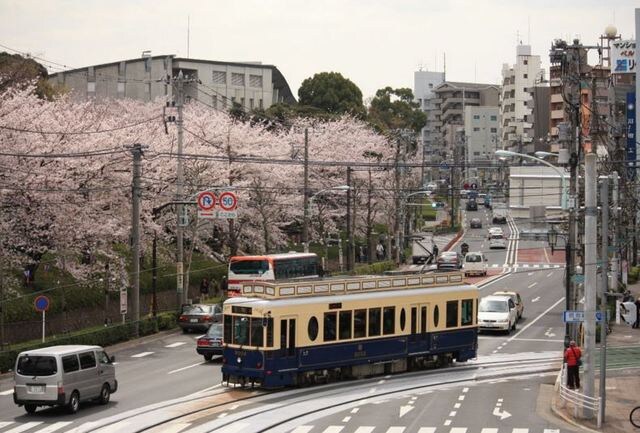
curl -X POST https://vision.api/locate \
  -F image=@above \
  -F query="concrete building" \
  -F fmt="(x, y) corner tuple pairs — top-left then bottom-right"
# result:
(413, 70), (445, 182)
(464, 106), (500, 181)
(49, 54), (296, 109)
(507, 166), (568, 218)
(500, 45), (545, 155)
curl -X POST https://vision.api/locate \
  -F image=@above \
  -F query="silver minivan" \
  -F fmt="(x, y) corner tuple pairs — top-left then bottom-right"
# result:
(13, 345), (117, 414)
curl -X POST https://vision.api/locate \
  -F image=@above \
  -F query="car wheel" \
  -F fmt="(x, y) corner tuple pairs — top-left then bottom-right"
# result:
(67, 391), (80, 414)
(204, 354), (213, 361)
(24, 404), (37, 414)
(99, 384), (110, 405)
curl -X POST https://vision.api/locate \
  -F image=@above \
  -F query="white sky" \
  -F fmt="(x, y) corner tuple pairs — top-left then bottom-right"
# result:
(0, 0), (636, 100)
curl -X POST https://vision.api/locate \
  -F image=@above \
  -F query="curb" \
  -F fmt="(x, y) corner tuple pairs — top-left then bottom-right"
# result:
(549, 369), (602, 433)
(443, 229), (465, 252)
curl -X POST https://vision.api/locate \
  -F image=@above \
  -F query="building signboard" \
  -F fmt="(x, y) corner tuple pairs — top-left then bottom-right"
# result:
(612, 39), (636, 74)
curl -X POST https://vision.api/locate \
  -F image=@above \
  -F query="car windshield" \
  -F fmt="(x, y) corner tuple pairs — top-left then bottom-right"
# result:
(491, 235), (504, 240)
(17, 355), (57, 376)
(479, 299), (508, 312)
(184, 305), (212, 314)
(466, 254), (481, 263)
(207, 324), (223, 337)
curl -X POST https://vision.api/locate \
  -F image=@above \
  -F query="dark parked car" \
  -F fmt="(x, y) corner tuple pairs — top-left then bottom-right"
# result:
(466, 200), (478, 211)
(178, 304), (222, 333)
(196, 323), (224, 361)
(436, 251), (463, 270)
(470, 218), (482, 228)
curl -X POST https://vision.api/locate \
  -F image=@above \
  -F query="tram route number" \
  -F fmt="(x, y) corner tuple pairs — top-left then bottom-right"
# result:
(354, 350), (367, 358)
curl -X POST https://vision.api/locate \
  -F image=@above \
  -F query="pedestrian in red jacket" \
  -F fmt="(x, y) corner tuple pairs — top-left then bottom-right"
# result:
(564, 340), (582, 389)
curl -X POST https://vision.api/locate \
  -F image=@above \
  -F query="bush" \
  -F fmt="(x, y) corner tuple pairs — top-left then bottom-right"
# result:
(353, 261), (395, 275)
(0, 312), (178, 373)
(628, 266), (640, 284)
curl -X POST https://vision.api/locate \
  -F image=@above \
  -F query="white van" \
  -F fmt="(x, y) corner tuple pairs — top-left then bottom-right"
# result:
(477, 295), (518, 334)
(13, 345), (117, 414)
(463, 252), (488, 276)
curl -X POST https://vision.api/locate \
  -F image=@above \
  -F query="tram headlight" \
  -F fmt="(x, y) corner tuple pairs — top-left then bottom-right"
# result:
(237, 356), (242, 364)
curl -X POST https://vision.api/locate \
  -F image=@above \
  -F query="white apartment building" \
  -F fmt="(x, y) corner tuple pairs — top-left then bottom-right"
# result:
(414, 70), (445, 182)
(500, 45), (544, 154)
(464, 106), (500, 180)
(49, 54), (296, 109)
(507, 166), (568, 218)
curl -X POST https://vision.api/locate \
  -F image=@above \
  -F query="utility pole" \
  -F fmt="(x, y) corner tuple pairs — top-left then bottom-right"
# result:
(583, 152), (597, 419)
(175, 71), (186, 308)
(346, 166), (353, 271)
(302, 128), (310, 253)
(0, 262), (4, 349)
(610, 172), (619, 292)
(104, 262), (110, 326)
(152, 231), (158, 322)
(130, 143), (143, 337)
(599, 176), (609, 422)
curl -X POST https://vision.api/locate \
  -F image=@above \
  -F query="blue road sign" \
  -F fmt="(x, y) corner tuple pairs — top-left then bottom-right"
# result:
(563, 310), (606, 323)
(34, 295), (50, 312)
(440, 162), (449, 170)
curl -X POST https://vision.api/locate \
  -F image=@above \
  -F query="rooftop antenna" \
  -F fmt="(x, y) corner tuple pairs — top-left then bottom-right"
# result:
(187, 15), (190, 58)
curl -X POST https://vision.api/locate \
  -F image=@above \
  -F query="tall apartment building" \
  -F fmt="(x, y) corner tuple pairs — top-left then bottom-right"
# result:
(49, 54), (296, 109)
(500, 45), (544, 154)
(413, 70), (445, 182)
(464, 106), (500, 181)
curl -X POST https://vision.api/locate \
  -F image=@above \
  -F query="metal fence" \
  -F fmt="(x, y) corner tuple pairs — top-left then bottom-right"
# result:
(557, 364), (602, 428)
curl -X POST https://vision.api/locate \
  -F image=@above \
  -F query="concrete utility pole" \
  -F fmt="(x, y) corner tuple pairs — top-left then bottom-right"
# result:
(302, 128), (310, 253)
(130, 143), (143, 336)
(599, 176), (609, 422)
(583, 153), (597, 419)
(175, 71), (186, 307)
(346, 166), (353, 271)
(610, 173), (619, 292)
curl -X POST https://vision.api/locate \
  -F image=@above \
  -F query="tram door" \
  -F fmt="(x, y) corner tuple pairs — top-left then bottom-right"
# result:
(279, 317), (297, 358)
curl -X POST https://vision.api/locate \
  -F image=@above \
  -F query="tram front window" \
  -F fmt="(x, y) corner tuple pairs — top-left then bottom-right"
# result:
(233, 316), (250, 345)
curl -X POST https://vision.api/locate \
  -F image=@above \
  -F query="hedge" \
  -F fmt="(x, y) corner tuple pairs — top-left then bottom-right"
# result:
(0, 312), (177, 373)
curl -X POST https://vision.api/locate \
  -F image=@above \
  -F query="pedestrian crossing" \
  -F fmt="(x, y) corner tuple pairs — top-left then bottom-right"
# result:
(0, 421), (564, 433)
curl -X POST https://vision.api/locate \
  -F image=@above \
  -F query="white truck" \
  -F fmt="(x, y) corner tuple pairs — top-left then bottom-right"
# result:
(411, 232), (435, 264)
(492, 202), (508, 224)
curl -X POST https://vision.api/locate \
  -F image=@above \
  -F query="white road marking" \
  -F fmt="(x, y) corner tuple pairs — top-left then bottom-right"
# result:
(462, 387), (469, 393)
(508, 297), (565, 342)
(290, 427), (313, 433)
(131, 351), (153, 358)
(353, 428), (375, 433)
(5, 422), (43, 433)
(36, 422), (74, 433)
(165, 342), (186, 348)
(168, 361), (204, 374)
(496, 402), (502, 407)
(150, 424), (191, 433)
(458, 395), (465, 401)
(480, 429), (498, 433)
(230, 404), (239, 410)
(323, 427), (344, 433)
(527, 272), (534, 276)
(492, 407), (512, 420)
(0, 389), (13, 395)
(547, 272), (553, 277)
(444, 419), (452, 426)
(218, 412), (227, 418)
(497, 398), (503, 402)
(399, 405), (414, 417)
(513, 429), (529, 433)
(449, 410), (457, 416)
(528, 282), (538, 288)
(386, 428), (405, 433)
(417, 428), (436, 433)
(450, 429), (467, 433)
(531, 297), (540, 303)
(543, 429), (560, 433)
(454, 402), (461, 408)
(368, 387), (376, 394)
(492, 264), (499, 267)
(513, 337), (565, 342)
(377, 379), (385, 384)
(342, 416), (351, 422)
(0, 423), (13, 430)
(351, 407), (360, 413)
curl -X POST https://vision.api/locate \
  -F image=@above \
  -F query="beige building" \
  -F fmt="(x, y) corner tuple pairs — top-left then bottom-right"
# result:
(49, 54), (296, 109)
(507, 166), (569, 218)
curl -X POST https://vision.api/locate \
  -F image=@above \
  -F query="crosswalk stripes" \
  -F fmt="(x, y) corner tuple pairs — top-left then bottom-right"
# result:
(0, 423), (567, 432)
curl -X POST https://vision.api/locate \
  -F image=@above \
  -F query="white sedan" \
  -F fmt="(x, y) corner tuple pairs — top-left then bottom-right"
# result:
(489, 234), (507, 249)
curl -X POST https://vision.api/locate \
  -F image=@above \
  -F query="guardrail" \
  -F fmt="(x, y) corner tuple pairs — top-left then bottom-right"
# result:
(557, 364), (602, 428)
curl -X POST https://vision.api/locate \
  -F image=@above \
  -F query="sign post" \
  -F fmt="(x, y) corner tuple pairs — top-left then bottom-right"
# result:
(120, 287), (127, 324)
(34, 295), (50, 343)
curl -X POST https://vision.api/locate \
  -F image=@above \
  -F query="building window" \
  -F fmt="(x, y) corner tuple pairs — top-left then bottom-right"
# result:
(231, 96), (236, 104)
(249, 98), (254, 109)
(249, 74), (262, 88)
(490, 115), (497, 121)
(473, 127), (480, 132)
(428, 83), (433, 88)
(523, 59), (528, 65)
(259, 99), (263, 109)
(240, 97), (245, 107)
(524, 74), (528, 79)
(490, 127), (497, 133)
(144, 58), (151, 73)
(87, 82), (96, 93)
(473, 115), (480, 120)
(231, 73), (245, 86)
(212, 95), (217, 109)
(212, 71), (226, 85)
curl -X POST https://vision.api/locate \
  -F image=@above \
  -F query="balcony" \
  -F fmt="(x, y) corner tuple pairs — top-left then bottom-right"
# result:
(550, 93), (564, 104)
(551, 109), (565, 120)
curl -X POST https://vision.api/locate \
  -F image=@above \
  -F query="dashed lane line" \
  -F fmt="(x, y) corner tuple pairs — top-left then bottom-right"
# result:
(168, 361), (205, 375)
(131, 351), (154, 358)
(165, 342), (187, 348)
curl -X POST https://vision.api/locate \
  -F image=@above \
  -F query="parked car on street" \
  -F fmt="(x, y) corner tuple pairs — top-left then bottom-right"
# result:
(463, 252), (488, 276)
(179, 304), (222, 333)
(470, 218), (482, 228)
(196, 323), (224, 361)
(492, 290), (524, 321)
(466, 200), (478, 211)
(436, 251), (463, 270)
(489, 233), (507, 249)
(477, 295), (518, 334)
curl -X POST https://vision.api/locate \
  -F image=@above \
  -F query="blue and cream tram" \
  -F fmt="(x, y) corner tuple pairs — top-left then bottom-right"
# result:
(221, 272), (478, 388)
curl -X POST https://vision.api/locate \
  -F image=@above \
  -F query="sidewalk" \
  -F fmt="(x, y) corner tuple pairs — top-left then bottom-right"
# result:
(551, 284), (640, 432)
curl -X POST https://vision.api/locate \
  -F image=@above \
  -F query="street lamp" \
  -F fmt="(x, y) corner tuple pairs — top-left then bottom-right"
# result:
(495, 150), (568, 210)
(304, 185), (351, 253)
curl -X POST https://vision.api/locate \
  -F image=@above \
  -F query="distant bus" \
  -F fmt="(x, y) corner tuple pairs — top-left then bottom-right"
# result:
(227, 252), (319, 296)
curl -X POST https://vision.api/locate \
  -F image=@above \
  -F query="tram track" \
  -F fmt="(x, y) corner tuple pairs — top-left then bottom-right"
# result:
(92, 353), (560, 432)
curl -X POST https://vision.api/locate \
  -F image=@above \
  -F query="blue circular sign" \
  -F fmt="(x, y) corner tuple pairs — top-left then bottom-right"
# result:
(34, 295), (50, 312)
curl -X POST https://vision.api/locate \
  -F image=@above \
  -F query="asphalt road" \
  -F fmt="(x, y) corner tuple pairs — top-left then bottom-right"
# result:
(0, 212), (576, 432)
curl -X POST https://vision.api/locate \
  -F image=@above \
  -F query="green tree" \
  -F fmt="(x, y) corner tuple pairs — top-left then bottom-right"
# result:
(367, 87), (426, 133)
(298, 72), (365, 117)
(0, 52), (64, 100)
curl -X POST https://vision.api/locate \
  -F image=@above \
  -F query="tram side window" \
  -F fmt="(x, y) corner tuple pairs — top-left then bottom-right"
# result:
(446, 300), (458, 328)
(400, 308), (406, 331)
(250, 318), (264, 346)
(420, 306), (427, 333)
(324, 312), (337, 341)
(233, 316), (250, 344)
(339, 310), (352, 340)
(266, 318), (274, 347)
(411, 307), (417, 334)
(383, 306), (395, 335)
(224, 315), (232, 343)
(354, 309), (367, 338)
(433, 305), (440, 328)
(461, 299), (474, 326)
(368, 308), (381, 336)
